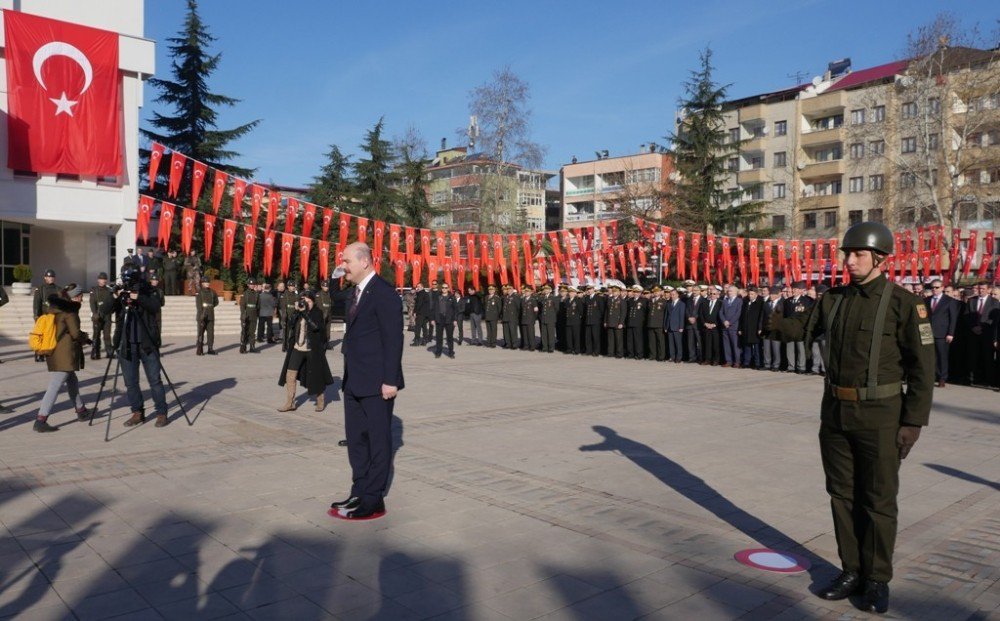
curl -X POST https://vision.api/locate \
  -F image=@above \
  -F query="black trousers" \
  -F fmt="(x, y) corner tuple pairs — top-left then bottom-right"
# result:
(197, 317), (214, 349)
(501, 321), (518, 349)
(647, 328), (665, 360)
(668, 331), (684, 362)
(626, 327), (644, 359)
(933, 338), (950, 382)
(257, 316), (274, 341)
(414, 316), (430, 343)
(585, 324), (601, 355)
(702, 328), (720, 364)
(686, 322), (702, 362)
(972, 334), (995, 386)
(520, 323), (536, 351)
(91, 319), (112, 356)
(240, 316), (257, 348)
(344, 388), (395, 509)
(456, 318), (464, 343)
(485, 320), (498, 346)
(434, 322), (454, 355)
(607, 327), (624, 358)
(164, 272), (178, 295)
(540, 323), (556, 352)
(566, 324), (581, 354)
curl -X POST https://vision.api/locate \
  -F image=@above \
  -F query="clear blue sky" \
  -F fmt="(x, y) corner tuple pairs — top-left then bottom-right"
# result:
(141, 0), (998, 187)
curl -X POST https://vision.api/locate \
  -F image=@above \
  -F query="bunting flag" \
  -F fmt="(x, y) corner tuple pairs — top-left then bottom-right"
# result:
(190, 160), (207, 207)
(803, 241), (814, 288)
(509, 236), (519, 275)
(435, 231), (446, 262)
(706, 234), (715, 283)
(280, 233), (294, 278)
(948, 228), (961, 283)
(404, 227), (415, 261)
(748, 238), (760, 285)
(388, 224), (401, 262)
(148, 143), (165, 189)
(243, 225), (256, 272)
(573, 228), (587, 254)
(586, 254), (596, 282)
(137, 195), (153, 243)
(211, 169), (227, 215)
(420, 229), (431, 263)
(249, 185), (264, 229)
(690, 233), (701, 281)
(493, 235), (506, 271)
(302, 203), (316, 239)
(922, 250), (932, 281)
(721, 237), (732, 283)
(317, 240), (330, 281)
(167, 151), (186, 198)
(339, 213), (352, 250)
(373, 221), (385, 259)
(284, 198), (299, 234)
(763, 239), (774, 285)
(676, 230), (686, 280)
(790, 240), (801, 283)
(962, 229), (978, 279)
(466, 235), (477, 269)
(776, 241), (786, 283)
(299, 237), (312, 279)
(157, 202), (176, 249)
(321, 208), (334, 239)
(978, 231), (995, 280)
(736, 238), (747, 285)
(180, 208), (196, 255)
(522, 234), (533, 270)
(410, 256), (422, 287)
(199, 214), (215, 261)
(451, 232), (462, 265)
(262, 229), (276, 276)
(394, 257), (406, 289)
(548, 232), (564, 263)
(222, 219), (237, 267)
(231, 179), (247, 219)
(357, 217), (369, 244)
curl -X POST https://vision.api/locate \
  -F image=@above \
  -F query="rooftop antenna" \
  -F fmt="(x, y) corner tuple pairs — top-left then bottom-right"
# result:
(787, 70), (810, 85)
(467, 115), (479, 150)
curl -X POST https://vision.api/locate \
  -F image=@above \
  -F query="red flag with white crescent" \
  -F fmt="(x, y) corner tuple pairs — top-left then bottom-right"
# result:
(157, 202), (175, 250)
(479, 235), (490, 269)
(962, 229), (978, 279)
(338, 213), (351, 248)
(180, 207), (196, 255)
(803, 241), (814, 288)
(222, 219), (237, 267)
(136, 195), (153, 243)
(548, 232), (564, 262)
(394, 258), (406, 289)
(280, 233), (294, 278)
(451, 232), (461, 263)
(749, 238), (760, 285)
(148, 142), (165, 189)
(737, 238), (747, 285)
(372, 221), (385, 259)
(356, 217), (369, 244)
(763, 239), (774, 285)
(318, 241), (330, 281)
(410, 256), (422, 287)
(243, 226), (256, 272)
(262, 229), (276, 276)
(321, 208), (333, 239)
(493, 235), (505, 270)
(265, 190), (279, 231)
(389, 224), (401, 262)
(706, 233), (715, 282)
(689, 233), (701, 281)
(420, 229), (431, 263)
(676, 230), (686, 280)
(3, 10), (122, 175)
(301, 203), (316, 239)
(404, 227), (415, 261)
(190, 160), (207, 207)
(436, 231), (446, 262)
(202, 214), (216, 260)
(284, 198), (299, 234)
(211, 169), (227, 215)
(249, 185), (264, 229)
(977, 231), (994, 280)
(231, 179), (247, 219)
(465, 234), (476, 268)
(167, 151), (186, 198)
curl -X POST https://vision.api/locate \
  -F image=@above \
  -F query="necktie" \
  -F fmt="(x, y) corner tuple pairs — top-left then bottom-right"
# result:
(931, 297), (938, 312)
(348, 287), (361, 321)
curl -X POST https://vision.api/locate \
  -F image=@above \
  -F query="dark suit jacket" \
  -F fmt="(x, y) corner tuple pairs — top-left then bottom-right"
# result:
(342, 275), (404, 397)
(739, 297), (765, 344)
(761, 297), (781, 337)
(413, 289), (431, 317)
(665, 299), (687, 332)
(926, 295), (959, 339)
(432, 294), (458, 324)
(584, 295), (605, 326)
(965, 296), (998, 331)
(686, 296), (707, 324)
(699, 298), (722, 329)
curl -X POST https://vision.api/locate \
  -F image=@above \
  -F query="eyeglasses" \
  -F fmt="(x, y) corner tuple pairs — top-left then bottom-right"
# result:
(932, 286), (942, 290)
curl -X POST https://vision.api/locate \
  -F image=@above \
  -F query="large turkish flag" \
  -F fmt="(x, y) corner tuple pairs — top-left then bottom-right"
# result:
(3, 10), (121, 175)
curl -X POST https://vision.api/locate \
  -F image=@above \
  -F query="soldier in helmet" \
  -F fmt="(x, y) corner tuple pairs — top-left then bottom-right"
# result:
(316, 280), (334, 347)
(801, 222), (934, 614)
(280, 280), (299, 352)
(195, 276), (219, 356)
(162, 249), (180, 295)
(33, 269), (61, 362)
(89, 272), (114, 360)
(240, 278), (260, 354)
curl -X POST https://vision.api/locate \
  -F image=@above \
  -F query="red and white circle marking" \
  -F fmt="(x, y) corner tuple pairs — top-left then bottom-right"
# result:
(734, 548), (810, 573)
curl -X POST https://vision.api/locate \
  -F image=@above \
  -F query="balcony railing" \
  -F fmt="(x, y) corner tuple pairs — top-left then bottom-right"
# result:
(565, 187), (595, 197)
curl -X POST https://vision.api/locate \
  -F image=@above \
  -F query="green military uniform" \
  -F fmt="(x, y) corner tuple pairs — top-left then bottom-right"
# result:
(647, 292), (668, 361)
(33, 282), (61, 319)
(626, 292), (647, 360)
(316, 286), (333, 346)
(162, 253), (180, 295)
(195, 282), (219, 355)
(519, 289), (539, 351)
(604, 290), (626, 358)
(280, 285), (299, 352)
(239, 284), (260, 354)
(483, 290), (502, 348)
(539, 289), (560, 353)
(89, 276), (114, 359)
(500, 289), (521, 349)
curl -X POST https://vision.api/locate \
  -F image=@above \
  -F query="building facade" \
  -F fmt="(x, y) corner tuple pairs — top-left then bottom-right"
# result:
(0, 2), (154, 286)
(560, 149), (674, 229)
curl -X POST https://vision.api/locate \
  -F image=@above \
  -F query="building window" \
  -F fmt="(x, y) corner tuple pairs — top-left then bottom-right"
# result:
(869, 140), (885, 156)
(774, 120), (787, 136)
(824, 211), (838, 228)
(959, 203), (978, 222)
(812, 114), (843, 131)
(928, 133), (939, 150)
(728, 128), (741, 144)
(868, 209), (884, 223)
(749, 155), (764, 170)
(869, 175), (884, 191)
(56, 173), (81, 182)
(803, 213), (817, 229)
(873, 105), (886, 122)
(0, 221), (31, 287)
(990, 168), (1000, 184)
(901, 101), (918, 119)
(966, 133), (982, 148)
(927, 97), (941, 115)
(727, 157), (739, 172)
(772, 215), (786, 231)
(901, 136), (917, 153)
(748, 185), (764, 201)
(749, 126), (765, 139)
(774, 151), (787, 167)
(988, 130), (1000, 146)
(773, 183), (786, 199)
(966, 170), (982, 185)
(983, 202), (999, 222)
(625, 168), (661, 184)
(900, 172), (916, 188)
(850, 109), (866, 125)
(848, 210), (863, 226)
(849, 176), (865, 193)
(810, 180), (842, 196)
(814, 146), (842, 162)
(849, 143), (865, 159)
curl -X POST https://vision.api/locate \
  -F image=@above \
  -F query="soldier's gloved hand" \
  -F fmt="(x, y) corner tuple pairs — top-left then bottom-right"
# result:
(897, 425), (921, 459)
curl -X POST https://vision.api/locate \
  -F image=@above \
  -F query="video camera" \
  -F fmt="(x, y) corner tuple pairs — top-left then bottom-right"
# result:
(115, 267), (153, 302)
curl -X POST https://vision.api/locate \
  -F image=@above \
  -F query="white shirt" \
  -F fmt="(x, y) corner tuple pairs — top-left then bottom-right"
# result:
(354, 271), (376, 298)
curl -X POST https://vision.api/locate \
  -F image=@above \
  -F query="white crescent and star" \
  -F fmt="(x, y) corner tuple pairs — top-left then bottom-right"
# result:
(33, 41), (94, 116)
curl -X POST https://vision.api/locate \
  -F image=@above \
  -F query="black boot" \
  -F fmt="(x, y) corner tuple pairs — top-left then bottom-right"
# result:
(196, 343), (204, 356)
(33, 418), (59, 433)
(858, 580), (889, 614)
(207, 349), (217, 356)
(817, 571), (861, 600)
(239, 344), (247, 354)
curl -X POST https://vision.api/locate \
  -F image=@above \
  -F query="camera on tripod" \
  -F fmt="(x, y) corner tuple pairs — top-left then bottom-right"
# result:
(115, 267), (152, 304)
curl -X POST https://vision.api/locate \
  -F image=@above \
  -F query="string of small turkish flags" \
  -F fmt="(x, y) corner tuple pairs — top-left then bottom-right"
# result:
(140, 144), (996, 286)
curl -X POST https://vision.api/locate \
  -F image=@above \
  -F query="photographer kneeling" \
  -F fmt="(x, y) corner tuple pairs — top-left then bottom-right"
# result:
(101, 267), (169, 428)
(277, 290), (333, 412)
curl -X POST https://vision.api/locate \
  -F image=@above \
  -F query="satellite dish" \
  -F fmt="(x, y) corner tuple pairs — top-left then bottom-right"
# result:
(811, 76), (822, 87)
(797, 162), (807, 170)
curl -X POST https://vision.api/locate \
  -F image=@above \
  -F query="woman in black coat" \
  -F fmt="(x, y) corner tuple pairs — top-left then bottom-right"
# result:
(277, 291), (334, 412)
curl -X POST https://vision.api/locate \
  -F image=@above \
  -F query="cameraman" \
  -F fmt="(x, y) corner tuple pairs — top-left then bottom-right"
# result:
(100, 267), (170, 428)
(277, 290), (333, 412)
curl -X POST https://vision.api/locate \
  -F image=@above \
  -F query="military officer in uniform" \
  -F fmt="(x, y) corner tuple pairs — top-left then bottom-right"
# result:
(280, 280), (299, 352)
(802, 222), (934, 614)
(33, 269), (61, 362)
(625, 286), (647, 360)
(647, 287), (667, 361)
(501, 284), (521, 349)
(183, 250), (202, 295)
(89, 272), (114, 360)
(604, 285), (626, 358)
(539, 284), (560, 353)
(483, 284), (502, 348)
(316, 280), (334, 346)
(195, 276), (219, 356)
(240, 278), (260, 353)
(564, 286), (584, 355)
(584, 285), (605, 356)
(519, 285), (539, 351)
(162, 249), (180, 295)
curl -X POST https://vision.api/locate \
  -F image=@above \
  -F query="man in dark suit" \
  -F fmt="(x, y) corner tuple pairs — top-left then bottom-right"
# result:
(761, 287), (782, 371)
(965, 281), (998, 387)
(431, 283), (458, 358)
(664, 287), (687, 363)
(583, 286), (605, 356)
(718, 284), (743, 367)
(926, 279), (959, 387)
(564, 287), (584, 354)
(739, 287), (765, 369)
(699, 285), (723, 365)
(519, 286), (539, 351)
(332, 243), (404, 520)
(685, 285), (707, 362)
(604, 285), (627, 358)
(783, 281), (814, 373)
(411, 283), (431, 346)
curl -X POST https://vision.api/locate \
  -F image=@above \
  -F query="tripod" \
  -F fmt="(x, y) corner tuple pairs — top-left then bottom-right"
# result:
(89, 302), (191, 441)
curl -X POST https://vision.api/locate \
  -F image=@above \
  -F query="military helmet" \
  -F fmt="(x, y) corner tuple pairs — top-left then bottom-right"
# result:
(841, 221), (893, 255)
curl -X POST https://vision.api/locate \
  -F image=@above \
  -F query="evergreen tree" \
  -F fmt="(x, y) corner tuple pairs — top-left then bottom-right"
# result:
(307, 145), (354, 208)
(397, 151), (441, 227)
(668, 48), (766, 236)
(353, 118), (399, 223)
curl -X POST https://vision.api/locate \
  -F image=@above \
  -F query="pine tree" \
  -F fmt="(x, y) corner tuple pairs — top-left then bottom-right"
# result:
(353, 118), (399, 223)
(668, 48), (766, 236)
(307, 145), (354, 208)
(142, 0), (258, 184)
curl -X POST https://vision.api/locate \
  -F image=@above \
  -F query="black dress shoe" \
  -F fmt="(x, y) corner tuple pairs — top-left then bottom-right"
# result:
(858, 580), (889, 614)
(344, 500), (385, 520)
(330, 496), (361, 511)
(818, 571), (861, 600)
(337, 439), (348, 447)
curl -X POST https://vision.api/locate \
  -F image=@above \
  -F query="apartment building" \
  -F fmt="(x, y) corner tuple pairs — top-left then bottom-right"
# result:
(560, 149), (674, 229)
(719, 47), (1000, 244)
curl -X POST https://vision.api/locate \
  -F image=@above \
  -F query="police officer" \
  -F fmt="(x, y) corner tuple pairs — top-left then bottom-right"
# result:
(33, 269), (61, 362)
(148, 273), (165, 335)
(803, 222), (934, 614)
(539, 284), (560, 353)
(604, 285), (626, 358)
(483, 284), (502, 348)
(162, 249), (180, 295)
(280, 280), (299, 352)
(89, 272), (114, 360)
(501, 284), (521, 349)
(195, 276), (219, 356)
(519, 286), (539, 351)
(240, 278), (260, 354)
(316, 280), (334, 347)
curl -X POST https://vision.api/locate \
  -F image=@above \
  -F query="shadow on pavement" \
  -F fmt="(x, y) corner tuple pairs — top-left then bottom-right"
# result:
(924, 463), (1000, 491)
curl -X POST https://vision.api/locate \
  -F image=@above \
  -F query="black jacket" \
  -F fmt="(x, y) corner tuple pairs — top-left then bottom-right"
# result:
(926, 295), (959, 339)
(432, 294), (459, 324)
(414, 289), (431, 317)
(278, 306), (334, 395)
(102, 289), (162, 351)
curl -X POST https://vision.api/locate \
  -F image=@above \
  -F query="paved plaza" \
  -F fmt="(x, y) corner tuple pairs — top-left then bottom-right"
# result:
(0, 333), (997, 620)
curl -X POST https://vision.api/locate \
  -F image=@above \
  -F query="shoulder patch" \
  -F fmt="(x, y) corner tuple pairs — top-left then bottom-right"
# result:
(916, 304), (927, 319)
(918, 323), (934, 346)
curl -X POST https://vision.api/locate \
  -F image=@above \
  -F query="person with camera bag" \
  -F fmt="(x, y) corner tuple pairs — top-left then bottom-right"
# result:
(277, 290), (333, 412)
(101, 267), (170, 428)
(34, 285), (91, 432)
